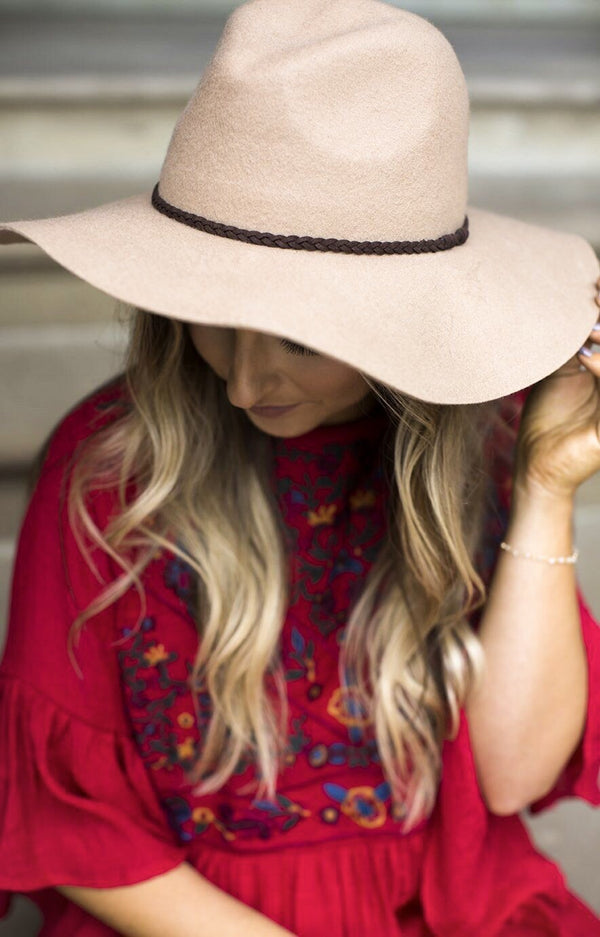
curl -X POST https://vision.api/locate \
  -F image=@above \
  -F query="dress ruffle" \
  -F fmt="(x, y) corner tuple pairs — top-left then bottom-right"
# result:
(420, 711), (600, 937)
(187, 831), (427, 937)
(530, 587), (600, 810)
(0, 676), (187, 930)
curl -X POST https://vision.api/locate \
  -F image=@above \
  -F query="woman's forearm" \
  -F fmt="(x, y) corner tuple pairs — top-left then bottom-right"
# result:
(466, 478), (588, 815)
(57, 860), (297, 937)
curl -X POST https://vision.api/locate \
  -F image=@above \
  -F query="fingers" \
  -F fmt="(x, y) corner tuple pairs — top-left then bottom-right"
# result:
(576, 276), (600, 372)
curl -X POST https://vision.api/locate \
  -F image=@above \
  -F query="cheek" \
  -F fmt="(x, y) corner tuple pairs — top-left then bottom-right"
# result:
(188, 324), (210, 356)
(188, 325), (227, 370)
(309, 361), (368, 400)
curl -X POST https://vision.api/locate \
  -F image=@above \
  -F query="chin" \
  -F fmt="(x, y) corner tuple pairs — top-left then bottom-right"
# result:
(247, 413), (316, 438)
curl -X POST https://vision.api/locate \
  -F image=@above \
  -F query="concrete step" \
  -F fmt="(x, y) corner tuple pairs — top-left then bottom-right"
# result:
(0, 471), (30, 541)
(0, 895), (41, 937)
(0, 14), (598, 84)
(0, 240), (128, 464)
(523, 799), (600, 914)
(2, 0), (599, 21)
(4, 0), (599, 19)
(0, 245), (120, 324)
(0, 320), (128, 465)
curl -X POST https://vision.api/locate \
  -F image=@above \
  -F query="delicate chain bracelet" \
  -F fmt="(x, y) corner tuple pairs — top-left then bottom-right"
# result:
(500, 541), (579, 565)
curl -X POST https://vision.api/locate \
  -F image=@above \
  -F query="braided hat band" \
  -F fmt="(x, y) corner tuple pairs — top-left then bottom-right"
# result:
(151, 184), (469, 256)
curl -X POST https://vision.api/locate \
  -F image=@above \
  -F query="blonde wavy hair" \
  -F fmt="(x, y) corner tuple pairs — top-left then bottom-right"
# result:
(52, 305), (514, 830)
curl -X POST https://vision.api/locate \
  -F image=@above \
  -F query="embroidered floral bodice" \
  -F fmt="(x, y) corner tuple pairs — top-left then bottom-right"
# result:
(117, 402), (407, 847)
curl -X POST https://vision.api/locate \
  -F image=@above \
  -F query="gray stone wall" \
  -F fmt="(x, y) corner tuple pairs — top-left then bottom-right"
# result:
(0, 0), (599, 18)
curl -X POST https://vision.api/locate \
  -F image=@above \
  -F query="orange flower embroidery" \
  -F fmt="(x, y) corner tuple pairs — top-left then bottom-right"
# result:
(150, 755), (169, 771)
(307, 504), (337, 526)
(177, 712), (195, 729)
(192, 806), (213, 824)
(177, 737), (196, 760)
(339, 786), (387, 829)
(349, 489), (376, 510)
(327, 686), (371, 729)
(324, 782), (391, 830)
(192, 806), (236, 841)
(143, 643), (170, 666)
(285, 801), (311, 818)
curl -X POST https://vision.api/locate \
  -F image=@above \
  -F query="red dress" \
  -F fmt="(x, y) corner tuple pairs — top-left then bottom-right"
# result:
(1, 377), (599, 936)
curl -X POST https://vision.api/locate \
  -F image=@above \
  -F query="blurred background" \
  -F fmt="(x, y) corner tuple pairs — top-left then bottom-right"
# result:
(0, 0), (599, 932)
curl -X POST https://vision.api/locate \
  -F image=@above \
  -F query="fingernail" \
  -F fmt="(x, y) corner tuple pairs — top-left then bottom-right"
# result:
(579, 346), (593, 357)
(592, 322), (600, 331)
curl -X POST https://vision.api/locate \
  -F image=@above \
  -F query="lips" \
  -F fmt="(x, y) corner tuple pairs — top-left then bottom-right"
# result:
(250, 404), (299, 416)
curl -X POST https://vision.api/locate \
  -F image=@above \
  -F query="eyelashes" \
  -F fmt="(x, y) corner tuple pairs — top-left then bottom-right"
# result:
(279, 338), (319, 357)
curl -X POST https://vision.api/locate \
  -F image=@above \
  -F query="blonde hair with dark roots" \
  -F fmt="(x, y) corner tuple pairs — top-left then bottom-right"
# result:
(60, 305), (512, 830)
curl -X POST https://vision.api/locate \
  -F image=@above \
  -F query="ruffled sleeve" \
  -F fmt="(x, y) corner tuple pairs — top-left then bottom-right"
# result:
(0, 386), (188, 927)
(0, 678), (188, 893)
(419, 713), (600, 937)
(529, 585), (600, 810)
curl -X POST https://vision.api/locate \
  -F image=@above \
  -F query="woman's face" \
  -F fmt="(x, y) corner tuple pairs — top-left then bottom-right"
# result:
(187, 324), (377, 437)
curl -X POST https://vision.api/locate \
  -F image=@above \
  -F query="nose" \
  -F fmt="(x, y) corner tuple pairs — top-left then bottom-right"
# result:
(225, 329), (281, 409)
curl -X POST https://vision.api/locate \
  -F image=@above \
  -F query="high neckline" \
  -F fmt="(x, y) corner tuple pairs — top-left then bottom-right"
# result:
(271, 401), (390, 453)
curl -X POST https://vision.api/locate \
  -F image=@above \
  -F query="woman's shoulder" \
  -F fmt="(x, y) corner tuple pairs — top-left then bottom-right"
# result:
(2, 374), (134, 731)
(28, 373), (130, 487)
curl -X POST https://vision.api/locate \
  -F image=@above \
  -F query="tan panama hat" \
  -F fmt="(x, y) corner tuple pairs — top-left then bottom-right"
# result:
(1, 0), (598, 404)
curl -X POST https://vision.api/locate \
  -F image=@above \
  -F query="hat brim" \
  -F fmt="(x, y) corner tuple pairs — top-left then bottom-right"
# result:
(1, 192), (598, 404)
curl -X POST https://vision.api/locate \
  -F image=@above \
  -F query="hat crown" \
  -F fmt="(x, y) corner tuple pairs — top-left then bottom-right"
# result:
(162, 0), (470, 241)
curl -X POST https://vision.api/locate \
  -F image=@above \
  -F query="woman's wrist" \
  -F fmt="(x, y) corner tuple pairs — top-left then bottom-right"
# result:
(505, 472), (576, 559)
(511, 472), (576, 512)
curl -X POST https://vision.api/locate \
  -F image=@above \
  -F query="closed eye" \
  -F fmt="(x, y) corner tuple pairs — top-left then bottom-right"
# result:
(279, 338), (319, 357)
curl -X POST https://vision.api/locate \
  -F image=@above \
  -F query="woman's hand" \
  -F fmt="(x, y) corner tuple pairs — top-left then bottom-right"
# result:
(514, 277), (600, 500)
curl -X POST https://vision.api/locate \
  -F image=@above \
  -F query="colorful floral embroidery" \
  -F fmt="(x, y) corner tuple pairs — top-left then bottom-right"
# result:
(164, 552), (198, 622)
(326, 686), (370, 744)
(307, 739), (379, 769)
(308, 504), (338, 526)
(349, 489), (377, 510)
(285, 627), (319, 694)
(118, 616), (203, 773)
(282, 715), (312, 768)
(115, 396), (526, 848)
(191, 806), (236, 842)
(164, 793), (311, 843)
(323, 782), (391, 829)
(251, 794), (312, 831)
(143, 643), (171, 666)
(274, 437), (388, 639)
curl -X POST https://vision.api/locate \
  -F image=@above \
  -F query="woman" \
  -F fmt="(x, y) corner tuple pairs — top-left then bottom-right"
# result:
(1, 1), (599, 933)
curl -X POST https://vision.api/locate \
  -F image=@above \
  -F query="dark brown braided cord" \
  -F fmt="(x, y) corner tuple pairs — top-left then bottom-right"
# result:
(151, 184), (468, 255)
